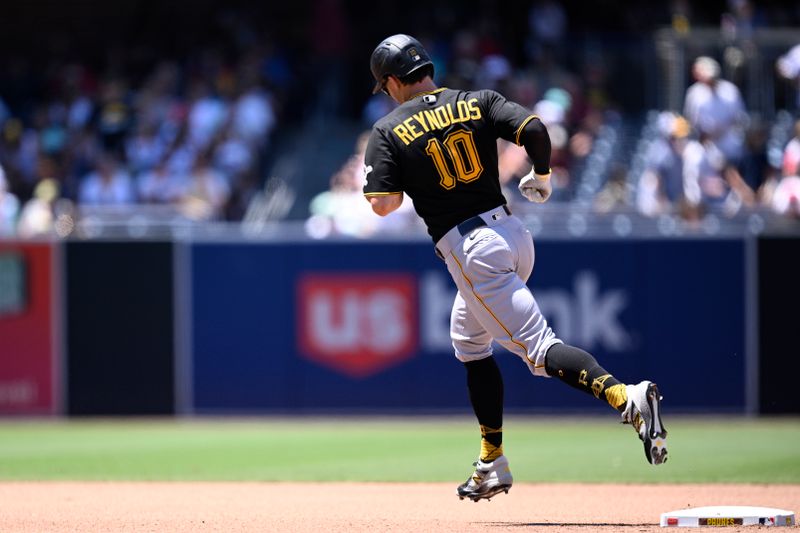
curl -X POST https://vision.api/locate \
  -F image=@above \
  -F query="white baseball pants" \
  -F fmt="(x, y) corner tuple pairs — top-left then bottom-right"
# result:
(435, 205), (562, 376)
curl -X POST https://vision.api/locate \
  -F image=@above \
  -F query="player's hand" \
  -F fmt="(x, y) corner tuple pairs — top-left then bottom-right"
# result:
(518, 168), (552, 203)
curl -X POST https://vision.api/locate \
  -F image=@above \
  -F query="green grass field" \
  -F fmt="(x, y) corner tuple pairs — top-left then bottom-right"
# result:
(0, 416), (798, 483)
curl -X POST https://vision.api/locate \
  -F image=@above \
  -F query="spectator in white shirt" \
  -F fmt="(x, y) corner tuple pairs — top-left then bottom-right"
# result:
(187, 81), (228, 151)
(0, 164), (20, 235)
(78, 153), (135, 205)
(683, 131), (755, 216)
(231, 79), (276, 149)
(636, 112), (691, 217)
(683, 56), (748, 168)
(16, 178), (59, 237)
(777, 43), (800, 112)
(137, 157), (187, 205)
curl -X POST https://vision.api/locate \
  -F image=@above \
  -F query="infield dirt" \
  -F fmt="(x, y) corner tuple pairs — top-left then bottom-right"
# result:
(1, 482), (798, 532)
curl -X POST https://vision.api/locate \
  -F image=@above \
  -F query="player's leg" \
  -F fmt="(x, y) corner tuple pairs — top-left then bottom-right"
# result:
(465, 357), (504, 462)
(451, 291), (513, 501)
(543, 343), (668, 464)
(446, 217), (667, 464)
(452, 291), (503, 461)
(443, 220), (559, 376)
(543, 343), (627, 411)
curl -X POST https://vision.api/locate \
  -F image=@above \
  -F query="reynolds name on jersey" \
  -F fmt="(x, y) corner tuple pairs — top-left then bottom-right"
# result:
(391, 98), (482, 146)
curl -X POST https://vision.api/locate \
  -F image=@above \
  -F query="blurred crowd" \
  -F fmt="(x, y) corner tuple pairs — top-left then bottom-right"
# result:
(634, 54), (800, 221)
(0, 36), (285, 237)
(309, 1), (800, 237)
(1, 0), (800, 238)
(0, 4), (296, 237)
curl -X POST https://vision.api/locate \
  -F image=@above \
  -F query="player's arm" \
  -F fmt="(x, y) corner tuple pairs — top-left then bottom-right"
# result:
(367, 192), (403, 216)
(516, 116), (552, 177)
(483, 90), (553, 202)
(363, 128), (405, 215)
(515, 117), (553, 203)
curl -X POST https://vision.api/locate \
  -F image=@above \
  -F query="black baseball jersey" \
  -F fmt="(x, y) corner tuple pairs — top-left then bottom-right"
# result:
(363, 87), (538, 243)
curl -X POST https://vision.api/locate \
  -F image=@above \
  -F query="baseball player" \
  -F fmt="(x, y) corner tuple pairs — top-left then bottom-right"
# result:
(363, 34), (668, 502)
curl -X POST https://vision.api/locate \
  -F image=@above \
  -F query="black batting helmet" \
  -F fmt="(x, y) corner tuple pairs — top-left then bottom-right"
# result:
(370, 34), (434, 94)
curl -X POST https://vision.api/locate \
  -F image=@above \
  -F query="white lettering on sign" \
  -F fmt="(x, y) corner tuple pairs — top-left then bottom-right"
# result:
(297, 274), (417, 378)
(537, 271), (631, 351)
(308, 291), (360, 353)
(365, 290), (409, 354)
(307, 290), (409, 355)
(420, 270), (631, 353)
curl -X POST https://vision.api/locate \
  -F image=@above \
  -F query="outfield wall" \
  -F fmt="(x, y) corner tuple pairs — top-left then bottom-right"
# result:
(189, 238), (747, 414)
(757, 237), (800, 414)
(65, 241), (175, 415)
(0, 242), (59, 415)
(0, 233), (797, 415)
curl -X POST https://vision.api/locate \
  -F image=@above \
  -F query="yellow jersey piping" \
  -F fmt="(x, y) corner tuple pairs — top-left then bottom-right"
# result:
(364, 191), (403, 197)
(449, 251), (529, 356)
(409, 87), (448, 100)
(514, 114), (540, 146)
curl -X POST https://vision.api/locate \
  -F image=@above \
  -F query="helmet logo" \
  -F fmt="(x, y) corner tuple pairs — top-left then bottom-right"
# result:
(408, 48), (420, 61)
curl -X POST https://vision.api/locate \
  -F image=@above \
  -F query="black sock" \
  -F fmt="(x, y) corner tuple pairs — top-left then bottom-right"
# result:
(544, 343), (627, 411)
(465, 357), (504, 461)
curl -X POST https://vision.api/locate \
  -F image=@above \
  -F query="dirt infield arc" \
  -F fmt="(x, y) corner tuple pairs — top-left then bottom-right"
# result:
(1, 482), (798, 532)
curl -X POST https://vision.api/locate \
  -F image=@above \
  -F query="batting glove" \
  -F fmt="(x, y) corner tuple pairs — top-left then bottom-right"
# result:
(518, 168), (552, 203)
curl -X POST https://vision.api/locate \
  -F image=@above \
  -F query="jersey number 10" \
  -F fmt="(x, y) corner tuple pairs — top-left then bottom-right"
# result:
(424, 130), (484, 190)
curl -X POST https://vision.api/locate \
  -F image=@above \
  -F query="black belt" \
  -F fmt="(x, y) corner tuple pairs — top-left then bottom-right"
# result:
(456, 205), (511, 236)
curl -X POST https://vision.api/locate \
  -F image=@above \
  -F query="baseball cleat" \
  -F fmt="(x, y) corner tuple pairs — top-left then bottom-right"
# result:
(622, 381), (668, 465)
(456, 455), (513, 502)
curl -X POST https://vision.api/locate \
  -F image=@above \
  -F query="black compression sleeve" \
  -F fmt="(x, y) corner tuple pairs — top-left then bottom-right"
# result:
(544, 343), (622, 404)
(519, 118), (551, 175)
(465, 357), (503, 431)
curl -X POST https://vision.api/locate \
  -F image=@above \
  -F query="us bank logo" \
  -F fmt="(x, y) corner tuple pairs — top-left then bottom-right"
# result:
(297, 270), (632, 378)
(297, 274), (418, 378)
